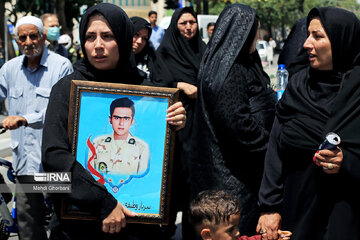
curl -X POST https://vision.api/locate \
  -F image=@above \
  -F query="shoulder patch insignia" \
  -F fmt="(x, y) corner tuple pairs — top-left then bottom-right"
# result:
(128, 138), (136, 144)
(98, 162), (108, 173)
(105, 137), (112, 142)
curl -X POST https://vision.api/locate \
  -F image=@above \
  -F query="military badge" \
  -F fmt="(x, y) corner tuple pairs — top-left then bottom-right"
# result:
(98, 162), (108, 173)
(87, 136), (149, 193)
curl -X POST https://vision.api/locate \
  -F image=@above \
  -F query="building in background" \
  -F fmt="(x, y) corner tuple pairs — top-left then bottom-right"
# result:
(103, 0), (166, 22)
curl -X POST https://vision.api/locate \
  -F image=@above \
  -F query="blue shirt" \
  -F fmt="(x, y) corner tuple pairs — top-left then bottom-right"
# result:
(149, 25), (165, 50)
(0, 47), (73, 175)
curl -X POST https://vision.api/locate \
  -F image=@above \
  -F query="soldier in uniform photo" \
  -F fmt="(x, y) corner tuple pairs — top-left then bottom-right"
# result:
(89, 97), (150, 176)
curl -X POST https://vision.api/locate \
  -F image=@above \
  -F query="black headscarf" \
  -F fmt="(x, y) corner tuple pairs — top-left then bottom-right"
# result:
(130, 16), (152, 63)
(194, 2), (275, 172)
(189, 4), (276, 235)
(156, 8), (206, 199)
(75, 3), (141, 84)
(276, 7), (360, 161)
(131, 16), (152, 36)
(278, 17), (308, 78)
(307, 7), (360, 72)
(130, 16), (173, 87)
(157, 7), (206, 85)
(197, 3), (259, 100)
(156, 7), (206, 153)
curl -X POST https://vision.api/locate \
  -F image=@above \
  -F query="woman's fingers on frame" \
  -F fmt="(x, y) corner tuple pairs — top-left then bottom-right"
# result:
(167, 112), (186, 122)
(167, 107), (186, 119)
(167, 115), (186, 124)
(166, 101), (183, 113)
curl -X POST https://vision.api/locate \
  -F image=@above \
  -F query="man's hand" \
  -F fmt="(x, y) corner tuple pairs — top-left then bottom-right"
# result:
(166, 101), (186, 131)
(177, 82), (197, 99)
(102, 202), (137, 234)
(1, 116), (27, 130)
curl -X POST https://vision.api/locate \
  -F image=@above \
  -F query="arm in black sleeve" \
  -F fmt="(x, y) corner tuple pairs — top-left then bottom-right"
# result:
(212, 64), (275, 152)
(258, 117), (283, 213)
(148, 52), (175, 88)
(41, 78), (117, 220)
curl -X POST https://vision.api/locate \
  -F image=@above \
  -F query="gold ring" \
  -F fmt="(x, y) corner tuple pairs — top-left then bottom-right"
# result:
(260, 229), (267, 234)
(110, 226), (116, 230)
(328, 163), (334, 169)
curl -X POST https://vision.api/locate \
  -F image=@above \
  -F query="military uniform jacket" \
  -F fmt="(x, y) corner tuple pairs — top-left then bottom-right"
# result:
(90, 132), (150, 175)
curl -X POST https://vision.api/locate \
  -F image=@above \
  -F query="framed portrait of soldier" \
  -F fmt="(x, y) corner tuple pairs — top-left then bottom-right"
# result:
(61, 80), (179, 225)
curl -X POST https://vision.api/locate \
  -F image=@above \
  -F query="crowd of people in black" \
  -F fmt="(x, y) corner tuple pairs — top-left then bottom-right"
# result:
(1, 2), (360, 240)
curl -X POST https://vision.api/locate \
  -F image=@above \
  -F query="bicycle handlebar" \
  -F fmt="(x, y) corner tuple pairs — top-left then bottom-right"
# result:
(0, 121), (23, 128)
(0, 159), (12, 169)
(0, 158), (15, 183)
(0, 121), (23, 134)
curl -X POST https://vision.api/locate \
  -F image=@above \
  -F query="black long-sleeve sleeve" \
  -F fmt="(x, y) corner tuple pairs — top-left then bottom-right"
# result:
(41, 74), (117, 220)
(211, 63), (275, 153)
(258, 117), (283, 213)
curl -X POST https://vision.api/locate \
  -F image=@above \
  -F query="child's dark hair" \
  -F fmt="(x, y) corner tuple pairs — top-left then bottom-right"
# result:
(189, 190), (241, 231)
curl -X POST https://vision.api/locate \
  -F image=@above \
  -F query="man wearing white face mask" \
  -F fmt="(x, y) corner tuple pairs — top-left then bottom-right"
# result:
(41, 13), (68, 58)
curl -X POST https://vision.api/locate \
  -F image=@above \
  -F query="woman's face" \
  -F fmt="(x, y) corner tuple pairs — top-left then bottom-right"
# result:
(249, 21), (260, 54)
(177, 13), (198, 40)
(132, 27), (149, 54)
(84, 14), (119, 70)
(303, 17), (333, 70)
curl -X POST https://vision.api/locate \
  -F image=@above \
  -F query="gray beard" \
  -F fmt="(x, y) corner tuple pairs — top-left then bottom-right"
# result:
(23, 44), (42, 58)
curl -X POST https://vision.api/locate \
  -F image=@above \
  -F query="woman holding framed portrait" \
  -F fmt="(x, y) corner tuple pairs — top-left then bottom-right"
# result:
(41, 3), (185, 239)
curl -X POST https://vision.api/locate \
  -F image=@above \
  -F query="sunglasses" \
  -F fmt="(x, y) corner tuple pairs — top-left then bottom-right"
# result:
(18, 33), (40, 42)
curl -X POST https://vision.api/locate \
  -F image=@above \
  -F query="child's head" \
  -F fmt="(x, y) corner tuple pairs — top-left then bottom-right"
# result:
(189, 190), (241, 240)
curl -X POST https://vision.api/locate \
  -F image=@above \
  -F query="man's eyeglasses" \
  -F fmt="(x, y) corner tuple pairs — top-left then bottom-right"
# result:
(134, 33), (149, 42)
(18, 33), (40, 42)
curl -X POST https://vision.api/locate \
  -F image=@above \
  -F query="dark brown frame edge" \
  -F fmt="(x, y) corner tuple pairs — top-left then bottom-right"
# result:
(61, 80), (179, 225)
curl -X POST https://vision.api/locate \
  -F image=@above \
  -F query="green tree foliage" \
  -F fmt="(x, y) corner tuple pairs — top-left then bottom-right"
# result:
(207, 0), (359, 39)
(207, 0), (303, 39)
(5, 0), (101, 33)
(304, 0), (360, 17)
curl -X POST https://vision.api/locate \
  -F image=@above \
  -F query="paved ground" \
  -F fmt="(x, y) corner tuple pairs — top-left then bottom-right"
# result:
(263, 53), (280, 87)
(0, 54), (279, 239)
